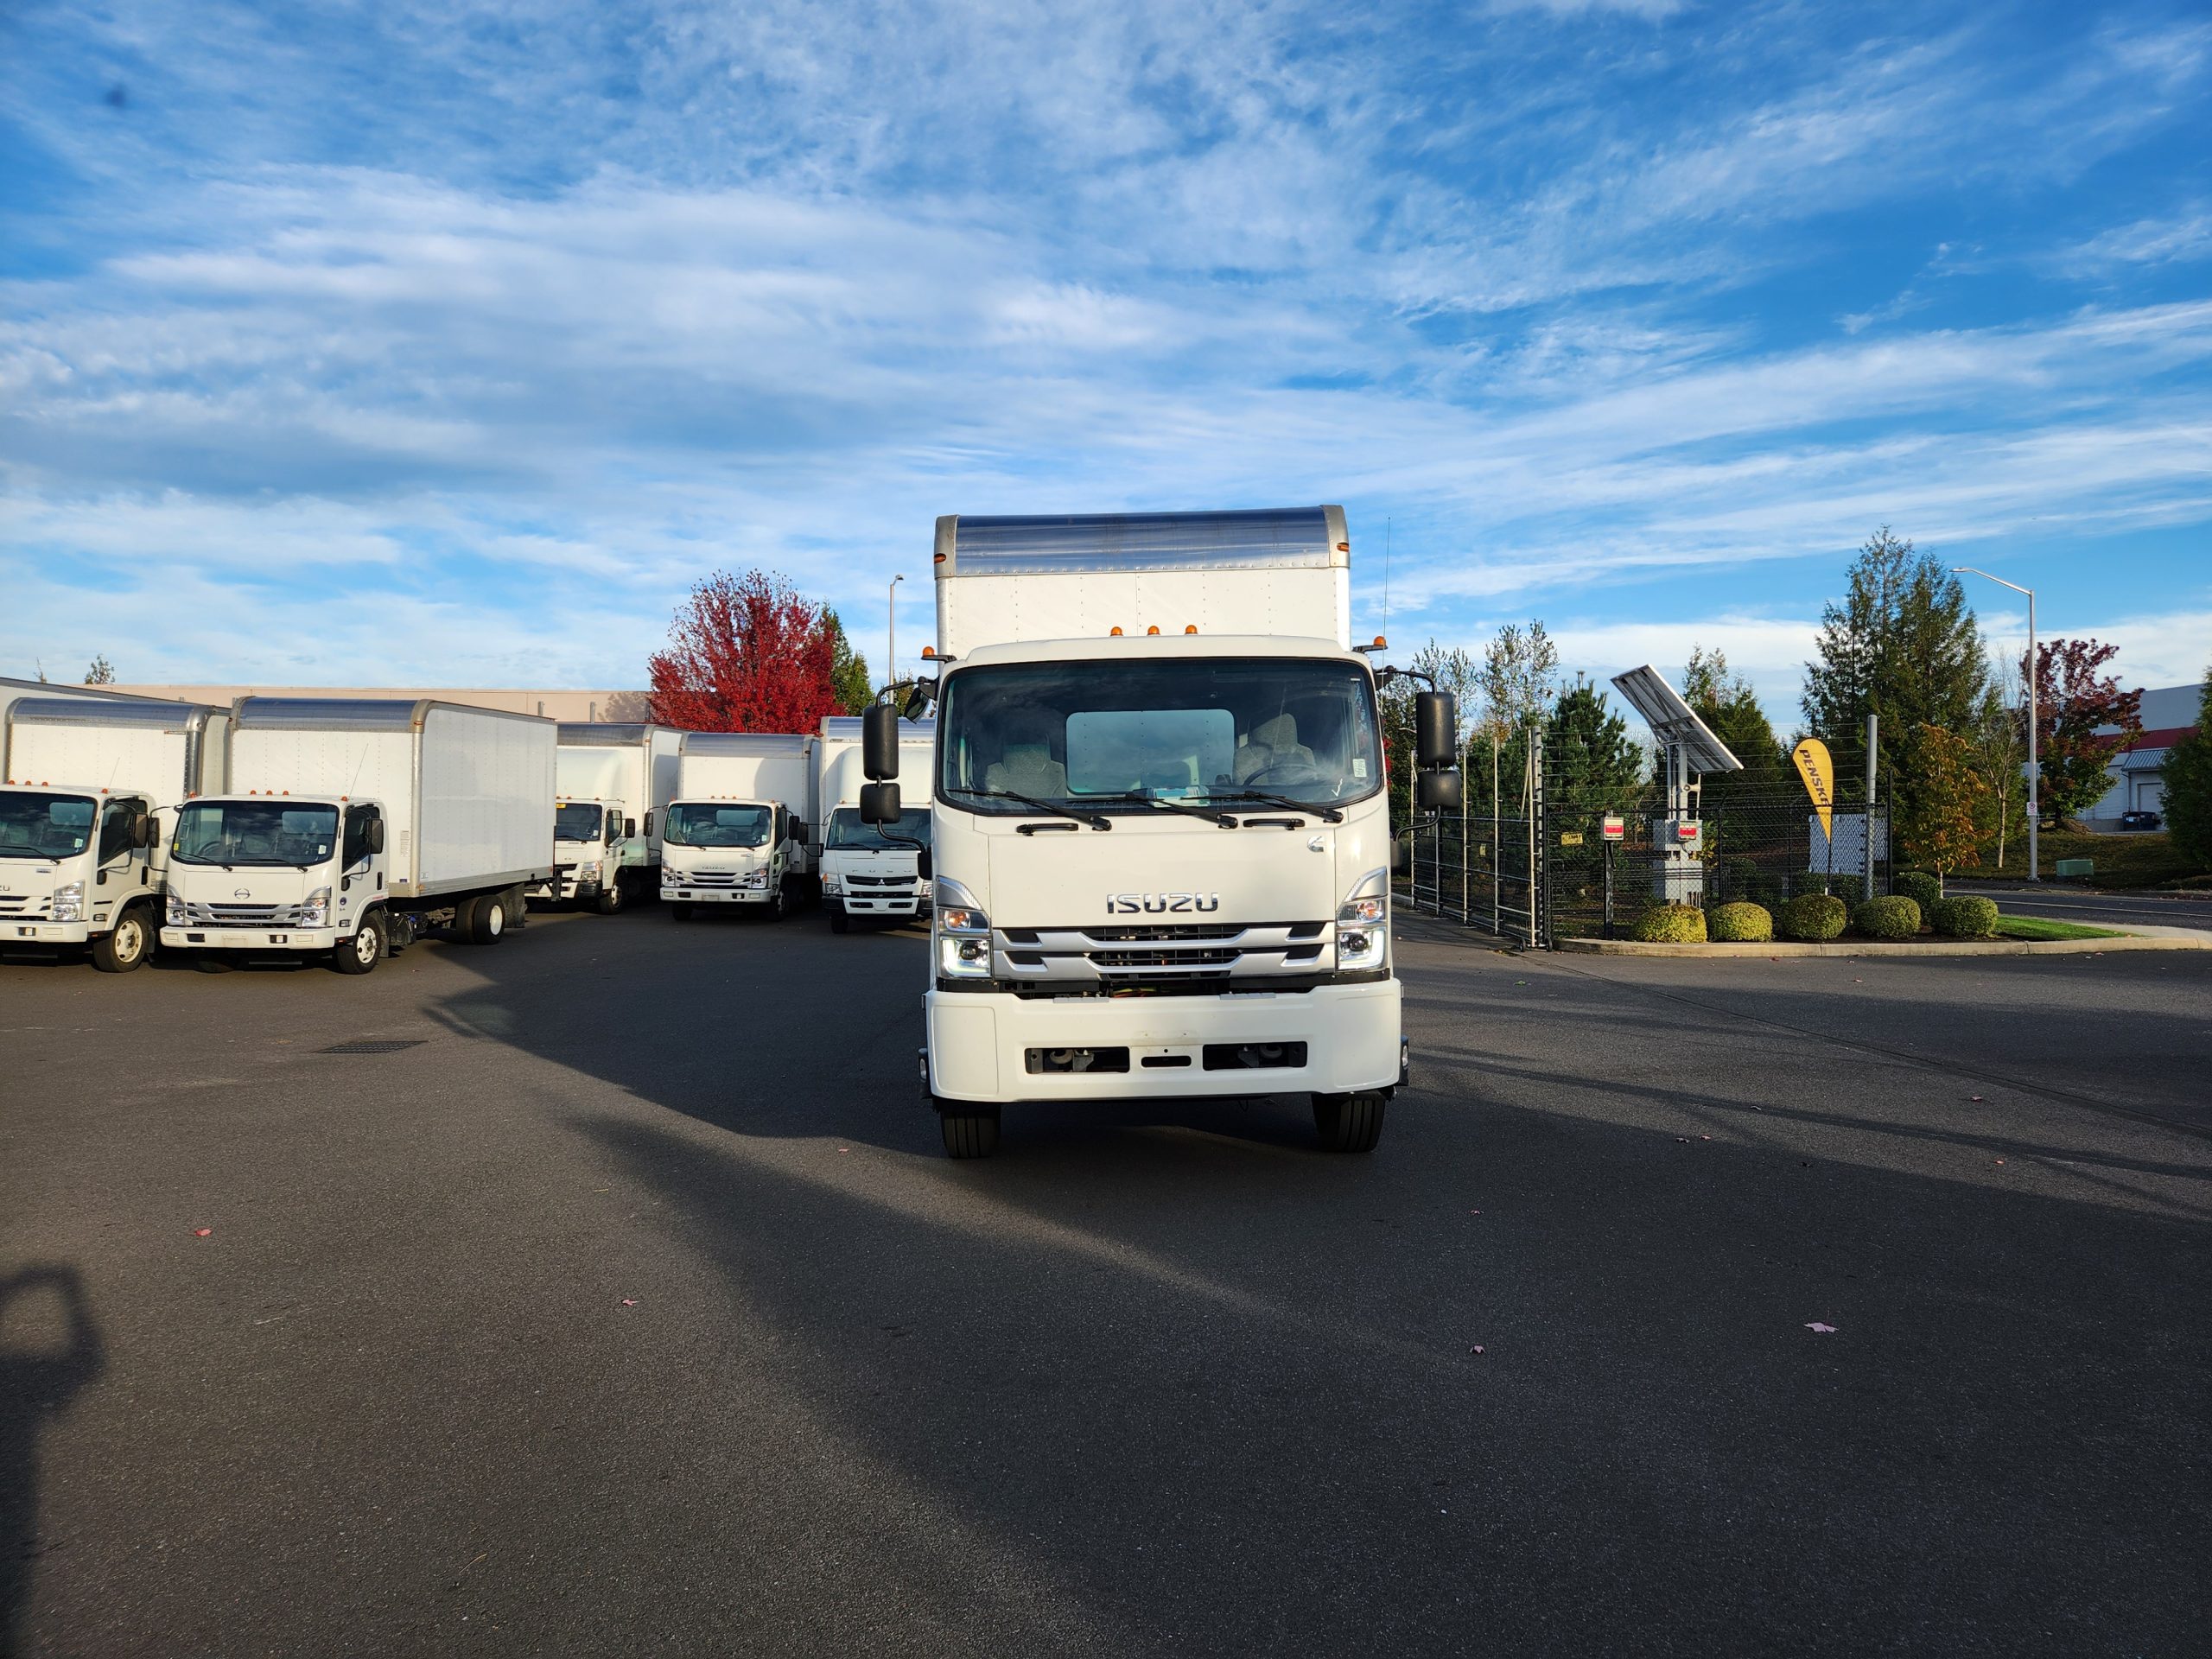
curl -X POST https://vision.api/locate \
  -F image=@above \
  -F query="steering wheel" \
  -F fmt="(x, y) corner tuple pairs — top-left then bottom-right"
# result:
(1242, 760), (1327, 786)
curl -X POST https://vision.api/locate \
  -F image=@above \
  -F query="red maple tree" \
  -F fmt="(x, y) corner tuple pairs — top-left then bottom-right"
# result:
(2024, 637), (2143, 825)
(647, 569), (842, 733)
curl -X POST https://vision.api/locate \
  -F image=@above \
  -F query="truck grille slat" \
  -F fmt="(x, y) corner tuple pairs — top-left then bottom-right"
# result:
(992, 921), (1337, 987)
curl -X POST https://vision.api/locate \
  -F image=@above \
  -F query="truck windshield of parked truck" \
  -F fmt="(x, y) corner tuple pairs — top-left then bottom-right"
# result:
(171, 801), (340, 867)
(0, 791), (97, 858)
(938, 658), (1382, 813)
(664, 804), (772, 848)
(555, 803), (604, 841)
(825, 806), (932, 849)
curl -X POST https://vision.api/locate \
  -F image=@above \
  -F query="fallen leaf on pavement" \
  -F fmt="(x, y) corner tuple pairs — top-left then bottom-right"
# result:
(1805, 1322), (1837, 1333)
(193, 1228), (211, 1237)
(1469, 1345), (1485, 1355)
(620, 1299), (637, 1307)
(1994, 1159), (2005, 1166)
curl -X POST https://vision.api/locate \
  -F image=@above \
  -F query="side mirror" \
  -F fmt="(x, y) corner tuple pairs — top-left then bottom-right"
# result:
(792, 819), (810, 849)
(626, 816), (637, 838)
(1390, 836), (1411, 874)
(366, 818), (386, 854)
(643, 811), (654, 838)
(917, 848), (932, 881)
(863, 705), (900, 780)
(135, 812), (159, 849)
(902, 681), (932, 720)
(1416, 770), (1463, 811)
(860, 781), (900, 824)
(1414, 691), (1457, 769)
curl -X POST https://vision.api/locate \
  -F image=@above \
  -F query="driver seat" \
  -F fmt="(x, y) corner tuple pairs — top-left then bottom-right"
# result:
(1234, 714), (1314, 784)
(986, 743), (1068, 798)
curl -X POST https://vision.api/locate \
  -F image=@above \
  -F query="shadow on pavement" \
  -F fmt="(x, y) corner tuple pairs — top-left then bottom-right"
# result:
(0, 1266), (105, 1659)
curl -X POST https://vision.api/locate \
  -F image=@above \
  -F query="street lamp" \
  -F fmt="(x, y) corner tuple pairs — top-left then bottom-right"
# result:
(887, 574), (903, 695)
(1953, 566), (2037, 883)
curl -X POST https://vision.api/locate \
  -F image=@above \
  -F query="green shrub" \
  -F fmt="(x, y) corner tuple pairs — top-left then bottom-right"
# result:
(1777, 893), (1847, 942)
(1895, 871), (1942, 911)
(1707, 901), (1773, 942)
(1853, 895), (1922, 939)
(1630, 903), (1707, 944)
(1929, 895), (1999, 938)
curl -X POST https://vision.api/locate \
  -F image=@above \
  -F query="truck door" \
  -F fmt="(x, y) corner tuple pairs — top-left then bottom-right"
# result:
(339, 804), (384, 928)
(93, 798), (149, 923)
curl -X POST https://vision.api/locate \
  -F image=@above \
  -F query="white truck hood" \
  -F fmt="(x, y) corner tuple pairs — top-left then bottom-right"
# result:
(984, 821), (1341, 929)
(169, 863), (320, 904)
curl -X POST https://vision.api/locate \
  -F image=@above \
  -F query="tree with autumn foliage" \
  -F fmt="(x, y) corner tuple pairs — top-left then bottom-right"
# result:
(1895, 722), (1986, 882)
(2026, 638), (2143, 826)
(646, 569), (844, 733)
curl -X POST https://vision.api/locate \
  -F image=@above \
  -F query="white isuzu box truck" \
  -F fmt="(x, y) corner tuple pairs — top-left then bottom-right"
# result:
(661, 732), (816, 921)
(860, 506), (1459, 1158)
(816, 715), (934, 932)
(539, 721), (682, 913)
(160, 698), (556, 973)
(0, 695), (230, 970)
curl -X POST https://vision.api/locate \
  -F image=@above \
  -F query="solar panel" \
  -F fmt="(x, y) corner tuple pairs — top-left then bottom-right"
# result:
(1609, 665), (1744, 773)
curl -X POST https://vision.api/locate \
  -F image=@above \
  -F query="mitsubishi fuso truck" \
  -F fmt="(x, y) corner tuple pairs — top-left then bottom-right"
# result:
(160, 697), (556, 974)
(0, 695), (229, 970)
(817, 715), (935, 932)
(538, 721), (682, 913)
(860, 505), (1459, 1159)
(662, 732), (815, 921)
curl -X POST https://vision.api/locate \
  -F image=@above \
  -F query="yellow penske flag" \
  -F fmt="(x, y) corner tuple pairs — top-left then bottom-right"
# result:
(1792, 738), (1835, 841)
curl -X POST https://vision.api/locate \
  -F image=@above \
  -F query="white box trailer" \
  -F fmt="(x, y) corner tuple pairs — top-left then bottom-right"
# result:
(0, 696), (230, 971)
(539, 721), (682, 912)
(817, 715), (934, 931)
(661, 731), (816, 921)
(0, 676), (194, 775)
(160, 697), (556, 973)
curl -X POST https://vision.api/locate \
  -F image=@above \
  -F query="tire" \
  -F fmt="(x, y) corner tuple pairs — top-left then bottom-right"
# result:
(450, 895), (480, 938)
(766, 884), (786, 923)
(1313, 1091), (1388, 1154)
(332, 911), (385, 975)
(90, 904), (152, 973)
(594, 880), (625, 916)
(669, 902), (693, 921)
(938, 1103), (1001, 1160)
(829, 906), (850, 934)
(467, 891), (510, 945)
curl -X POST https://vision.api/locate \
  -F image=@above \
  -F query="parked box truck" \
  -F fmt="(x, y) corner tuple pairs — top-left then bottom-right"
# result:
(662, 732), (815, 921)
(861, 506), (1459, 1158)
(537, 722), (682, 913)
(160, 698), (556, 973)
(817, 715), (934, 932)
(0, 696), (229, 970)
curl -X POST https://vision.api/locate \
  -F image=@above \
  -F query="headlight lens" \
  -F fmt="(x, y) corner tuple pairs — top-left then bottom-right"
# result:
(53, 880), (85, 923)
(938, 905), (988, 933)
(1336, 872), (1388, 969)
(822, 874), (842, 894)
(302, 887), (332, 927)
(934, 884), (991, 976)
(166, 893), (185, 925)
(740, 868), (767, 889)
(1337, 894), (1386, 925)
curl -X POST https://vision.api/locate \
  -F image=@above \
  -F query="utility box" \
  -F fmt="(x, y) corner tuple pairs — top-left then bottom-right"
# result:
(2055, 858), (2094, 880)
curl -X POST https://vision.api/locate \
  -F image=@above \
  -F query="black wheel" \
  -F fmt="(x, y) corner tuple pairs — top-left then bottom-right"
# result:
(938, 1103), (1001, 1160)
(829, 906), (850, 934)
(669, 902), (693, 921)
(764, 885), (786, 923)
(594, 880), (626, 916)
(450, 895), (480, 938)
(90, 904), (152, 973)
(467, 891), (510, 944)
(1313, 1091), (1388, 1154)
(332, 911), (385, 975)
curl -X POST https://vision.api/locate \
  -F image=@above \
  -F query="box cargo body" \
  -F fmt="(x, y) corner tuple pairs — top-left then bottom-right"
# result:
(817, 716), (934, 926)
(543, 722), (682, 907)
(0, 677), (195, 775)
(932, 506), (1351, 658)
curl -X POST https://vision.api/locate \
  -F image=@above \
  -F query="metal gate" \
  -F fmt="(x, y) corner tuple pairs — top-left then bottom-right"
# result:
(1400, 720), (1546, 949)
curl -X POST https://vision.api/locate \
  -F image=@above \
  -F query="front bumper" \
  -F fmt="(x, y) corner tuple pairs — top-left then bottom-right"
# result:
(925, 976), (1402, 1106)
(3, 919), (92, 945)
(834, 892), (927, 918)
(663, 882), (773, 906)
(162, 925), (341, 952)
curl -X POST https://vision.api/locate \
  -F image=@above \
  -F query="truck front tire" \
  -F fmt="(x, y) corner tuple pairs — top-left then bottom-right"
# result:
(90, 904), (152, 973)
(1313, 1091), (1388, 1154)
(938, 1103), (1001, 1160)
(333, 912), (385, 975)
(828, 905), (850, 934)
(594, 879), (626, 915)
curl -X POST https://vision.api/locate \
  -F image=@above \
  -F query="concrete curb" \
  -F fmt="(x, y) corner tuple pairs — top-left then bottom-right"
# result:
(1559, 926), (2212, 958)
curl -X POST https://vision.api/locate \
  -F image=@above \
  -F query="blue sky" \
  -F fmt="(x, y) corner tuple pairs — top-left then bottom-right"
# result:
(3, 0), (2208, 726)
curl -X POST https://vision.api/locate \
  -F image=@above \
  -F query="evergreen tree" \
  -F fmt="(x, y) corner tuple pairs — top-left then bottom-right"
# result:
(1545, 677), (1643, 824)
(2161, 672), (2212, 866)
(1682, 645), (1788, 785)
(821, 608), (874, 715)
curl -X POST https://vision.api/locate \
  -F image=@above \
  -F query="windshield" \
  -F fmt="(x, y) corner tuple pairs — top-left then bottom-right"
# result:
(172, 801), (340, 868)
(0, 791), (97, 860)
(937, 658), (1382, 813)
(664, 804), (772, 848)
(555, 803), (604, 841)
(825, 806), (931, 850)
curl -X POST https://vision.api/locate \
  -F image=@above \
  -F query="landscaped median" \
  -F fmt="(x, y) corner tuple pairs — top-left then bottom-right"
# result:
(1562, 921), (2212, 957)
(1560, 888), (2212, 956)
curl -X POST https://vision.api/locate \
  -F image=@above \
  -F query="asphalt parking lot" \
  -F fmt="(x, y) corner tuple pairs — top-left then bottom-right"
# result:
(3, 908), (2208, 1656)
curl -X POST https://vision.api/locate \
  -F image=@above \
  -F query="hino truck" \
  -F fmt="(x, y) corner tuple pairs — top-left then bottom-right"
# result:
(0, 696), (229, 970)
(661, 732), (815, 921)
(861, 506), (1459, 1159)
(817, 715), (934, 932)
(538, 722), (682, 913)
(160, 698), (556, 973)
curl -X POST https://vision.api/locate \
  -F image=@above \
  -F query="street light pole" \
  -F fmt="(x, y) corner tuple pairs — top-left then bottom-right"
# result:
(887, 574), (903, 696)
(1954, 566), (2038, 883)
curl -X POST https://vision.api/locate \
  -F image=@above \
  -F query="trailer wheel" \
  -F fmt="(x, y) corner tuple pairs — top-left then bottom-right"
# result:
(90, 903), (152, 973)
(332, 911), (385, 975)
(829, 905), (850, 934)
(594, 879), (626, 915)
(467, 892), (509, 944)
(938, 1103), (1001, 1160)
(1313, 1091), (1388, 1154)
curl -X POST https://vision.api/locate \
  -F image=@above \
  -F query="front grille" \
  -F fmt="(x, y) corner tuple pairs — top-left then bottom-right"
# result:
(847, 874), (913, 889)
(174, 900), (307, 927)
(675, 871), (743, 888)
(0, 894), (41, 917)
(1087, 947), (1240, 969)
(994, 922), (1336, 987)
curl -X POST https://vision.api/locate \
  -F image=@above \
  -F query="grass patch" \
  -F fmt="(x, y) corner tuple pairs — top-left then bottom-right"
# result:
(1960, 829), (2206, 889)
(1992, 914), (2126, 941)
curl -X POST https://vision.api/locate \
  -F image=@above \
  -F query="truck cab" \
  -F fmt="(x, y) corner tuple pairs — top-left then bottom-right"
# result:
(0, 785), (162, 969)
(660, 798), (797, 919)
(550, 797), (636, 910)
(819, 802), (932, 931)
(162, 794), (391, 968)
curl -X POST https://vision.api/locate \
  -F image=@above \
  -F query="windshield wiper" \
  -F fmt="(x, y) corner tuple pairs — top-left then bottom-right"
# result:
(1209, 790), (1345, 824)
(1077, 791), (1240, 828)
(945, 786), (1110, 830)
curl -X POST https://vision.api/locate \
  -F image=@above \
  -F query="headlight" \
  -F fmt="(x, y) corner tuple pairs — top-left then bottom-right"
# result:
(166, 893), (185, 925)
(741, 868), (767, 889)
(933, 878), (991, 977)
(302, 887), (332, 927)
(1336, 869), (1389, 970)
(52, 880), (85, 923)
(822, 874), (842, 894)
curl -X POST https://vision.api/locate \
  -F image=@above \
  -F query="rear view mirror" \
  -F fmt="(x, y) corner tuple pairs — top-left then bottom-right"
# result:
(1414, 692), (1457, 769)
(902, 682), (932, 719)
(1391, 836), (1411, 874)
(1416, 770), (1463, 811)
(625, 817), (636, 839)
(863, 706), (900, 780)
(917, 848), (932, 881)
(366, 818), (386, 855)
(860, 781), (900, 824)
(135, 811), (159, 849)
(792, 819), (811, 849)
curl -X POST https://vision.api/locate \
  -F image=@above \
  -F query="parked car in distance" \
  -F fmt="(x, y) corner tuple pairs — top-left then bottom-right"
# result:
(2120, 810), (2163, 830)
